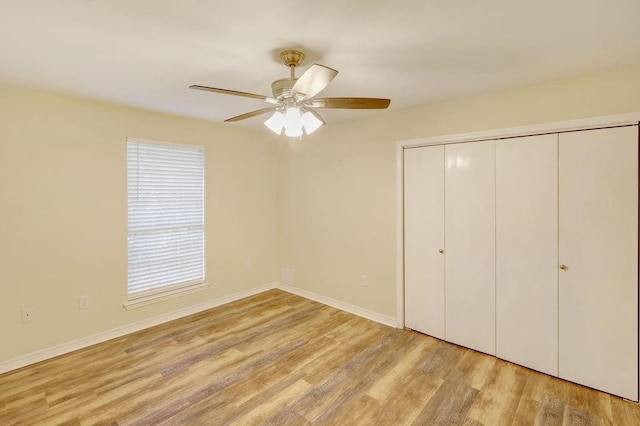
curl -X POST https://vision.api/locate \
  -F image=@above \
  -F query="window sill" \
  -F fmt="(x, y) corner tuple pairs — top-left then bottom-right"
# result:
(123, 282), (210, 310)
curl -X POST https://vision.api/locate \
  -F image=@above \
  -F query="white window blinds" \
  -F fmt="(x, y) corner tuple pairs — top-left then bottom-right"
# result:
(127, 139), (205, 304)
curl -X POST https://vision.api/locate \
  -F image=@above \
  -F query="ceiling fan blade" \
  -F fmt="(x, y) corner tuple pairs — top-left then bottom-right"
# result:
(291, 64), (338, 100)
(308, 97), (391, 109)
(190, 85), (277, 103)
(224, 107), (278, 122)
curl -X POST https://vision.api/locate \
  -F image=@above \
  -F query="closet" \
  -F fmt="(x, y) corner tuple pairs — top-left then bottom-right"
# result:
(403, 123), (638, 401)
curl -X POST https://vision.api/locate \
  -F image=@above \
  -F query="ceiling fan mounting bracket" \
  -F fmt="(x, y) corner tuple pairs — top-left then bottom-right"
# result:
(279, 50), (305, 68)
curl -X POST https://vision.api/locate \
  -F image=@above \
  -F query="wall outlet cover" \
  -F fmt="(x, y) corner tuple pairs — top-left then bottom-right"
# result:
(281, 266), (295, 286)
(79, 295), (90, 310)
(361, 275), (368, 287)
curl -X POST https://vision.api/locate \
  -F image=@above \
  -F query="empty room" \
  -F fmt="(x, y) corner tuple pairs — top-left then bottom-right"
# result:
(1, 1), (640, 424)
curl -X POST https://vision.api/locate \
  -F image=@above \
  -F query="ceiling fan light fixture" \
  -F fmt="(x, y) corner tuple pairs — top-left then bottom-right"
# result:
(264, 111), (285, 134)
(301, 111), (323, 134)
(284, 106), (302, 123)
(268, 106), (322, 138)
(283, 107), (304, 137)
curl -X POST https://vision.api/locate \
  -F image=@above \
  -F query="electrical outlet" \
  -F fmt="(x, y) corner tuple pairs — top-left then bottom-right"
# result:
(361, 275), (368, 287)
(79, 295), (90, 310)
(245, 260), (253, 270)
(22, 307), (34, 322)
(281, 266), (295, 286)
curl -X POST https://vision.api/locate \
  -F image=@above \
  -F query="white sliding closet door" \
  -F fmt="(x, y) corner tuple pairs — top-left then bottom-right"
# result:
(496, 134), (558, 376)
(558, 126), (638, 401)
(404, 146), (445, 339)
(445, 140), (496, 355)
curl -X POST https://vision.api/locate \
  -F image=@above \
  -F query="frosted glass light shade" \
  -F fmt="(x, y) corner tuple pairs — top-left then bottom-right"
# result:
(284, 107), (303, 137)
(284, 125), (303, 137)
(264, 111), (285, 134)
(284, 107), (302, 126)
(302, 111), (323, 134)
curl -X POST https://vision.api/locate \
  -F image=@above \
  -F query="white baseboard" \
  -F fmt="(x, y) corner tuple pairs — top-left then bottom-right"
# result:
(0, 281), (397, 375)
(0, 282), (277, 375)
(274, 282), (398, 328)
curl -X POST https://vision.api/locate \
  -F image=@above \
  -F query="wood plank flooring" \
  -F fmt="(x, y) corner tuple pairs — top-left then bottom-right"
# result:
(0, 289), (638, 425)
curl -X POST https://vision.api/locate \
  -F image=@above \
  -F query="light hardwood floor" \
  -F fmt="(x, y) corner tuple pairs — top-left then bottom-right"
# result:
(0, 289), (638, 425)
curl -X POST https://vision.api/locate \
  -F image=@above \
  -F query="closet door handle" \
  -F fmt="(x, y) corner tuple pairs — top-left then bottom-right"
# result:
(559, 264), (568, 270)
(438, 249), (444, 254)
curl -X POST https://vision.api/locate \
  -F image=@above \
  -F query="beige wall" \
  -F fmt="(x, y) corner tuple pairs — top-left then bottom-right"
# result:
(276, 65), (640, 317)
(3, 64), (640, 364)
(0, 85), (278, 362)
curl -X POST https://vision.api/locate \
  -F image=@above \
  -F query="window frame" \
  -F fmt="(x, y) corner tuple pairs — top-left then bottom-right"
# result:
(124, 137), (208, 309)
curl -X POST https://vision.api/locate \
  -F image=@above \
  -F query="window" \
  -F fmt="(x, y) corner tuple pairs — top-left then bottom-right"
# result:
(125, 138), (206, 308)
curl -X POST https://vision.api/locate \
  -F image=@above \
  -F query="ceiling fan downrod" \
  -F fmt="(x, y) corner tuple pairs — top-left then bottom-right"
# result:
(279, 50), (305, 80)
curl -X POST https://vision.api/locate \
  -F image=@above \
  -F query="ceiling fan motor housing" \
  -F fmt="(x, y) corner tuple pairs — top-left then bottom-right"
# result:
(271, 78), (298, 100)
(271, 50), (307, 100)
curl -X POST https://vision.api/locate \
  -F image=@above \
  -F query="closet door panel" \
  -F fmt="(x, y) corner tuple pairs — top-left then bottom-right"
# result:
(404, 145), (445, 339)
(496, 134), (558, 376)
(445, 140), (496, 355)
(559, 126), (638, 401)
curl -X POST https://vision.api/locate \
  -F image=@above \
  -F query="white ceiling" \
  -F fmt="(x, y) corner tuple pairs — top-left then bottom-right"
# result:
(2, 1), (640, 127)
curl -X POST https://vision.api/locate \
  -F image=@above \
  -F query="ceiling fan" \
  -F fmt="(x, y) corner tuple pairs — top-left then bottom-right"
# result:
(190, 50), (391, 137)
